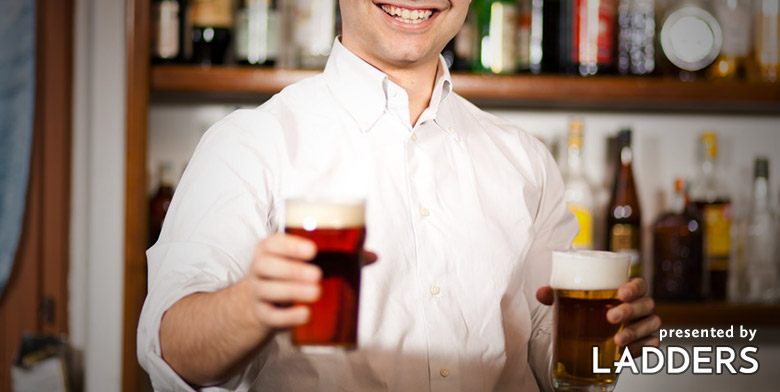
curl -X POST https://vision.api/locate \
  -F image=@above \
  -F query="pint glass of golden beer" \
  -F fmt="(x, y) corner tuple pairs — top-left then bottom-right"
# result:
(550, 250), (630, 391)
(285, 199), (366, 353)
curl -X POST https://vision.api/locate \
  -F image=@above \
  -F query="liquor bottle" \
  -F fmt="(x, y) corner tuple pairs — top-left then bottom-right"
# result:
(189, 0), (234, 65)
(292, 0), (337, 69)
(659, 1), (722, 81)
(149, 162), (176, 246)
(617, 0), (655, 75)
(541, 0), (571, 73)
(235, 0), (278, 65)
(752, 0), (780, 82)
(569, 0), (618, 75)
(653, 178), (704, 301)
(474, 0), (519, 74)
(151, 0), (182, 62)
(707, 0), (751, 80)
(453, 9), (479, 71)
(516, 0), (544, 73)
(563, 117), (595, 250)
(689, 132), (731, 301)
(742, 157), (778, 303)
(606, 128), (642, 278)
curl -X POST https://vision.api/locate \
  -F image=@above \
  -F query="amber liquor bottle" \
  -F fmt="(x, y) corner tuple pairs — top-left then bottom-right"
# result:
(606, 128), (642, 278)
(653, 178), (704, 301)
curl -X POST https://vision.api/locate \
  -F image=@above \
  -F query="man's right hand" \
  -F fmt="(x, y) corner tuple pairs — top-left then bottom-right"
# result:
(241, 234), (323, 335)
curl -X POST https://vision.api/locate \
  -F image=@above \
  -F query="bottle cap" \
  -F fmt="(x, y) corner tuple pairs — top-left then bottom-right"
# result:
(674, 177), (685, 193)
(754, 157), (769, 179)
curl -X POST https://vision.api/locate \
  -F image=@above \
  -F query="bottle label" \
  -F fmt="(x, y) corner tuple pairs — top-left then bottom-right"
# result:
(703, 203), (732, 270)
(190, 0), (233, 28)
(610, 223), (641, 276)
(487, 1), (518, 73)
(568, 204), (593, 249)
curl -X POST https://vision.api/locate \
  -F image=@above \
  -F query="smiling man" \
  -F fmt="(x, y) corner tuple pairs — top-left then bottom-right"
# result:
(137, 1), (661, 391)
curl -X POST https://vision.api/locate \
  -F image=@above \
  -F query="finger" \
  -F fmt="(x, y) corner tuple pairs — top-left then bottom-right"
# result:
(362, 251), (378, 266)
(257, 234), (317, 260)
(253, 255), (322, 282)
(536, 286), (554, 306)
(617, 278), (649, 302)
(614, 314), (663, 347)
(626, 335), (661, 358)
(256, 302), (311, 329)
(607, 296), (655, 324)
(254, 280), (321, 304)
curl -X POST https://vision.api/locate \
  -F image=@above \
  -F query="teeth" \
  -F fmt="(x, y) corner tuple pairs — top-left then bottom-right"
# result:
(380, 4), (433, 24)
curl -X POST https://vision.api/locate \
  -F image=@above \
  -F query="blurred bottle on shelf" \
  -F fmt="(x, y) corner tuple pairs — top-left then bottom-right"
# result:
(606, 128), (643, 278)
(689, 131), (732, 301)
(189, 0), (234, 65)
(740, 157), (778, 303)
(570, 0), (618, 75)
(653, 177), (704, 301)
(707, 0), (751, 80)
(617, 0), (655, 75)
(149, 161), (176, 247)
(515, 0), (544, 73)
(541, 0), (571, 73)
(752, 0), (780, 82)
(151, 0), (183, 63)
(283, 0), (336, 69)
(474, 0), (519, 74)
(235, 0), (279, 66)
(658, 1), (723, 81)
(563, 117), (595, 250)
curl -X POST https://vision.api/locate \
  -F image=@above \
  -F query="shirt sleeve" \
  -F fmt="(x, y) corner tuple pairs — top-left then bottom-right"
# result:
(136, 109), (286, 391)
(523, 141), (579, 392)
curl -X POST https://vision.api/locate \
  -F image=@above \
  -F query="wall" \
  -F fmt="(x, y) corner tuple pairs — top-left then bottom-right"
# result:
(70, 0), (126, 390)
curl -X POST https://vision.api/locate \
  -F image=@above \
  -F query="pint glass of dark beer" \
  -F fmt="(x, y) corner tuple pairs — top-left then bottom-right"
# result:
(550, 250), (630, 392)
(285, 199), (365, 352)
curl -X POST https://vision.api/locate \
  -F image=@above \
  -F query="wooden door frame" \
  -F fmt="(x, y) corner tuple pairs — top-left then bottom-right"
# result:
(123, 0), (151, 390)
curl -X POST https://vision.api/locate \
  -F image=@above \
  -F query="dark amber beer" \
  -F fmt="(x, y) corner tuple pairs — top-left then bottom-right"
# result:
(285, 200), (365, 352)
(550, 251), (629, 392)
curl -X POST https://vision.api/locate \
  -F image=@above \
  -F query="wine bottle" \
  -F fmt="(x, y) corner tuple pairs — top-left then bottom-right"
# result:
(569, 0), (618, 76)
(563, 117), (595, 250)
(606, 128), (642, 278)
(689, 132), (732, 301)
(189, 0), (234, 65)
(474, 0), (519, 74)
(707, 0), (751, 80)
(653, 177), (704, 301)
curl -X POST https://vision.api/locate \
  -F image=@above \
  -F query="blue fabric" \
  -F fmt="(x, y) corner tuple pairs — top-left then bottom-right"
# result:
(0, 0), (36, 296)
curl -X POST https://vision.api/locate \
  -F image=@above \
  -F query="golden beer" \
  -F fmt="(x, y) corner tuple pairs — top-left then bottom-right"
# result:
(550, 251), (629, 392)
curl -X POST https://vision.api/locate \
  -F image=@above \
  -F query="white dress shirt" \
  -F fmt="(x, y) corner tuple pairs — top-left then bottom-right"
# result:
(137, 39), (578, 392)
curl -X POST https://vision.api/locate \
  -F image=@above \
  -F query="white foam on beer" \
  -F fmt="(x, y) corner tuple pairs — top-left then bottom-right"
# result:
(550, 250), (630, 290)
(285, 199), (365, 230)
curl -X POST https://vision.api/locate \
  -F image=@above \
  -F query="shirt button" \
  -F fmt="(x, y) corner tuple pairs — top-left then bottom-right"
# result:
(390, 89), (398, 98)
(411, 133), (418, 142)
(419, 206), (429, 217)
(448, 126), (456, 135)
(440, 367), (450, 377)
(430, 285), (440, 295)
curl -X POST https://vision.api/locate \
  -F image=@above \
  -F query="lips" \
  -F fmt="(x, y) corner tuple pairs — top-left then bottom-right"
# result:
(379, 4), (435, 24)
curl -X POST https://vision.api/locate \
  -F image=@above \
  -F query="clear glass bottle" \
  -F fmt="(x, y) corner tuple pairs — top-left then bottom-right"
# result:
(606, 128), (643, 278)
(742, 157), (778, 303)
(653, 178), (704, 301)
(707, 0), (751, 80)
(617, 0), (655, 75)
(563, 117), (595, 250)
(689, 131), (732, 301)
(235, 0), (279, 66)
(151, 0), (182, 62)
(753, 0), (780, 82)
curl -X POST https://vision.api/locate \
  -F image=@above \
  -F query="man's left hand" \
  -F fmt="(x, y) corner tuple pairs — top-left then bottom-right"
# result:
(536, 278), (662, 356)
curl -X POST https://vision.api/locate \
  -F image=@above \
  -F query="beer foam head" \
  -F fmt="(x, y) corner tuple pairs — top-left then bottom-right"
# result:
(550, 250), (630, 290)
(285, 199), (365, 230)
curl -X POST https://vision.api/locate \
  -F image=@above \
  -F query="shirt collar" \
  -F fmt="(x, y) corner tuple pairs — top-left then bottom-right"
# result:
(323, 39), (453, 133)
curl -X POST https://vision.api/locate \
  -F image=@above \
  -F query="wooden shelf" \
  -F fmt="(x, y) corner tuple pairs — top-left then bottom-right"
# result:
(151, 64), (780, 113)
(655, 302), (780, 327)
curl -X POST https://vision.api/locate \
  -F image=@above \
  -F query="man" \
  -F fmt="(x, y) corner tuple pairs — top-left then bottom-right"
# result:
(138, 1), (661, 390)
